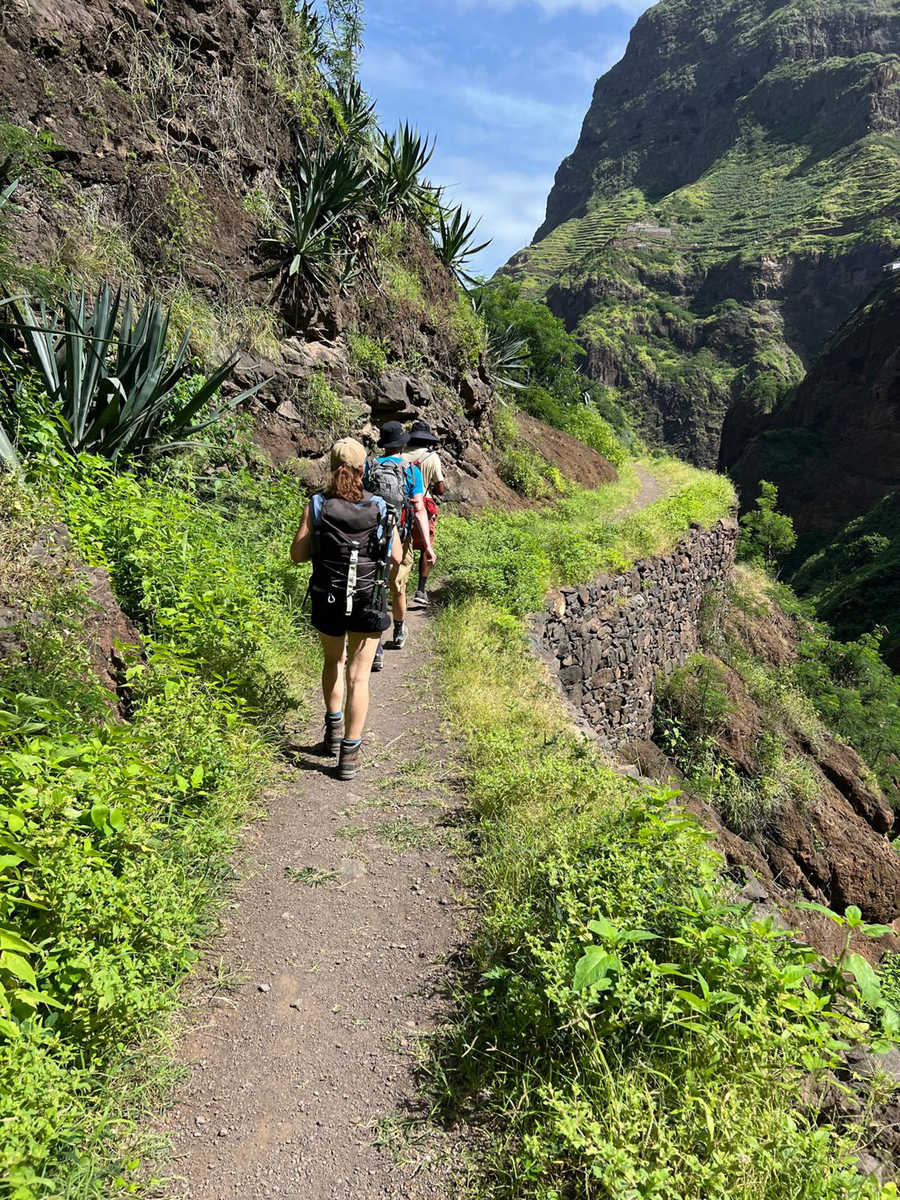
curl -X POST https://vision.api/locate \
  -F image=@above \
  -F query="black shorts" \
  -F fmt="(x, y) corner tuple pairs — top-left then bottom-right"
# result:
(310, 584), (391, 639)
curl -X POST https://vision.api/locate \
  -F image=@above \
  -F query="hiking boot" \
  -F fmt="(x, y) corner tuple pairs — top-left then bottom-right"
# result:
(322, 714), (343, 756)
(372, 644), (384, 673)
(337, 739), (361, 781)
(392, 621), (408, 649)
(413, 587), (428, 607)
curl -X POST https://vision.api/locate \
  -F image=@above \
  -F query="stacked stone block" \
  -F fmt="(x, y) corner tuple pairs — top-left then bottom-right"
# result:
(537, 518), (738, 747)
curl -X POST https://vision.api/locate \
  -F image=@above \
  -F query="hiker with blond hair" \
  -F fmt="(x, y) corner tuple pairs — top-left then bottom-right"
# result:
(291, 438), (402, 781)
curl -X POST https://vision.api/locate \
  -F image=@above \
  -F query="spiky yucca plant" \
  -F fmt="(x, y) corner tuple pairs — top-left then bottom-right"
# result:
(330, 78), (376, 145)
(483, 321), (530, 392)
(257, 139), (370, 323)
(7, 285), (263, 464)
(374, 124), (437, 223)
(435, 204), (491, 284)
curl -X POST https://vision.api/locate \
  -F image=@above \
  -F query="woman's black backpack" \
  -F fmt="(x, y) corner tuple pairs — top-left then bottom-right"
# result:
(308, 492), (392, 616)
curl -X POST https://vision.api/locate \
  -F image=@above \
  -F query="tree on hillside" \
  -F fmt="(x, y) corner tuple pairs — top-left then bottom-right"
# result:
(738, 480), (797, 572)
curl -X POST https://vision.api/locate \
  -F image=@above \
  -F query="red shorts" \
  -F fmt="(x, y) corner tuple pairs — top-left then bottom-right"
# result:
(412, 497), (438, 550)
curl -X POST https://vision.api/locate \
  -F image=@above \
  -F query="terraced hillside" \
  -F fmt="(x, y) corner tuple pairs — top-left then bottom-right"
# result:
(504, 0), (900, 468)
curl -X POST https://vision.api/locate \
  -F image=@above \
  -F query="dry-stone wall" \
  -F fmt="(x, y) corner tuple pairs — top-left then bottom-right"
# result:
(536, 518), (738, 747)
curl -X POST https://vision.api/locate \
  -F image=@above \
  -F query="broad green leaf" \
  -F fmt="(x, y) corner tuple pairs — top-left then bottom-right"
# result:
(573, 947), (617, 993)
(586, 916), (619, 942)
(845, 952), (880, 1007)
(795, 901), (844, 925)
(1, 951), (36, 987)
(844, 905), (863, 928)
(0, 928), (36, 954)
(675, 990), (709, 1013)
(780, 964), (807, 989)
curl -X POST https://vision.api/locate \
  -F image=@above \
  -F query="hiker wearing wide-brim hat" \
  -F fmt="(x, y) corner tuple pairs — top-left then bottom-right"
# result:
(402, 421), (445, 608)
(363, 421), (436, 669)
(290, 437), (403, 781)
(377, 421), (410, 452)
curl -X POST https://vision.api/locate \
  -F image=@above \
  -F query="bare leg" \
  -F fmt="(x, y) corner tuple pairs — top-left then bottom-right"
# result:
(344, 633), (381, 740)
(389, 561), (408, 623)
(319, 632), (347, 714)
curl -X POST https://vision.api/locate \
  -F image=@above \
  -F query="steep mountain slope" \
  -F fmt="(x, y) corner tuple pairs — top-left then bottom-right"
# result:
(728, 271), (900, 536)
(0, 0), (499, 479)
(727, 273), (900, 661)
(504, 0), (900, 466)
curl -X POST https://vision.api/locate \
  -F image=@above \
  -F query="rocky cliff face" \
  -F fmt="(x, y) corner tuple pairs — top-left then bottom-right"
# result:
(729, 273), (900, 662)
(504, 0), (900, 466)
(727, 272), (900, 534)
(0, 0), (499, 483)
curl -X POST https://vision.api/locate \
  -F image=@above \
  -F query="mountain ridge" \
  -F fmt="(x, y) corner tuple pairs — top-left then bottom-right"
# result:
(504, 0), (900, 468)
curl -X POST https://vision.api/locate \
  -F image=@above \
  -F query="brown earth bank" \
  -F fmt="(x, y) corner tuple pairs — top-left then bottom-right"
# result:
(0, 0), (500, 477)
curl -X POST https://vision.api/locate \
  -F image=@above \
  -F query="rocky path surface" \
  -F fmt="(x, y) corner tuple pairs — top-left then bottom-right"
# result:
(157, 607), (468, 1199)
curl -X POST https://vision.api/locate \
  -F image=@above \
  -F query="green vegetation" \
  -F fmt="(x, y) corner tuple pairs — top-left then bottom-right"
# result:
(655, 648), (822, 835)
(0, 386), (316, 1194)
(439, 458), (734, 614)
(430, 465), (895, 1200)
(346, 329), (388, 377)
(738, 480), (797, 571)
(7, 285), (263, 464)
(473, 277), (635, 466)
(491, 404), (566, 501)
(792, 493), (900, 666)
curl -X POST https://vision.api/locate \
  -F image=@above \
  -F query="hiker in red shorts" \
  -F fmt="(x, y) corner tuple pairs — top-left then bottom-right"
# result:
(402, 421), (445, 607)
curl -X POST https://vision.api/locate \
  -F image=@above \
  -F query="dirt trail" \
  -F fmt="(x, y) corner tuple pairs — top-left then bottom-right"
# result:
(156, 464), (667, 1198)
(627, 463), (665, 513)
(158, 608), (467, 1199)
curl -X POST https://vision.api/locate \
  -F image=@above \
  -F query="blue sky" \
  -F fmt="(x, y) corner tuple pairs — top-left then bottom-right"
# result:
(358, 0), (652, 277)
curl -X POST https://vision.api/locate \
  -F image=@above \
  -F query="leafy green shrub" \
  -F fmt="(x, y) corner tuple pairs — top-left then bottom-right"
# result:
(738, 480), (797, 571)
(491, 405), (562, 501)
(656, 653), (735, 742)
(791, 626), (900, 806)
(51, 459), (310, 722)
(299, 370), (351, 434)
(559, 403), (628, 467)
(346, 330), (388, 377)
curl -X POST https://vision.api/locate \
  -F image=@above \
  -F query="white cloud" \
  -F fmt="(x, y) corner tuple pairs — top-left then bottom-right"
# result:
(429, 153), (553, 275)
(453, 0), (651, 13)
(457, 85), (584, 130)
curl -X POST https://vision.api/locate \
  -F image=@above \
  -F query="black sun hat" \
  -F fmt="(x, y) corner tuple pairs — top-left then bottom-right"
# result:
(407, 420), (439, 447)
(378, 421), (409, 452)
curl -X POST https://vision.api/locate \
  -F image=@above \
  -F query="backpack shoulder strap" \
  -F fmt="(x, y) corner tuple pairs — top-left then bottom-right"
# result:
(309, 493), (326, 555)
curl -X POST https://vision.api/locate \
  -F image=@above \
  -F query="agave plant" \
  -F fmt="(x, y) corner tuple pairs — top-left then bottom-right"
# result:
(0, 180), (21, 471)
(296, 0), (329, 63)
(483, 321), (530, 392)
(6, 285), (264, 464)
(330, 78), (376, 145)
(257, 139), (370, 323)
(435, 204), (491, 284)
(374, 124), (437, 222)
